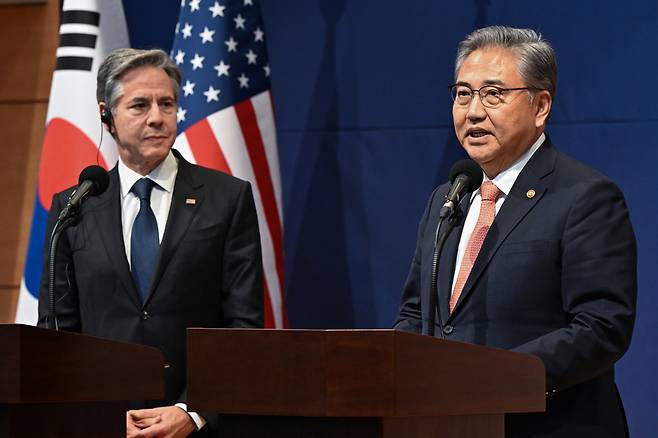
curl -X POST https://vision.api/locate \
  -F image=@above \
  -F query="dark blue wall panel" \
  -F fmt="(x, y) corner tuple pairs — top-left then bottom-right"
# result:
(123, 1), (657, 435)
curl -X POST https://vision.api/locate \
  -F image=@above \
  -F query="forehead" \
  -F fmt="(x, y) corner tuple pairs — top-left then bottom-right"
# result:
(456, 47), (522, 86)
(118, 65), (174, 98)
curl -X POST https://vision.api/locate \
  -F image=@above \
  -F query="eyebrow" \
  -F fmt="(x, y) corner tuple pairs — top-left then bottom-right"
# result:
(127, 96), (150, 104)
(126, 95), (175, 104)
(483, 79), (505, 86)
(455, 79), (506, 87)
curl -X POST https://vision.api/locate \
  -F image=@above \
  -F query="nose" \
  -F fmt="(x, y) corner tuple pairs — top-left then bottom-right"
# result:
(466, 93), (487, 122)
(147, 103), (164, 126)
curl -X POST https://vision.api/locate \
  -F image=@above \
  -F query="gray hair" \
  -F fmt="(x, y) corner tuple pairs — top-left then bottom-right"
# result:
(454, 26), (557, 97)
(96, 48), (182, 113)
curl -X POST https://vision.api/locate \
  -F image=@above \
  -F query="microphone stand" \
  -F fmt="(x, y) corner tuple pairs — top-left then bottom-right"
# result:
(47, 213), (78, 330)
(425, 208), (461, 338)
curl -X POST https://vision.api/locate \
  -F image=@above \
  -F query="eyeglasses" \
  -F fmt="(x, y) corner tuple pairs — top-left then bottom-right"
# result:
(449, 84), (538, 109)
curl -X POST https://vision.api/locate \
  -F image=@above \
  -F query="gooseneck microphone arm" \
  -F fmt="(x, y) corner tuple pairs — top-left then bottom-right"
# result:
(425, 159), (483, 338)
(47, 216), (77, 330)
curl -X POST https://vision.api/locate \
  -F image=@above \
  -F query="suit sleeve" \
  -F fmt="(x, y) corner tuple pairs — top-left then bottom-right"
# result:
(37, 192), (82, 332)
(393, 188), (440, 333)
(220, 181), (264, 328)
(512, 178), (637, 393)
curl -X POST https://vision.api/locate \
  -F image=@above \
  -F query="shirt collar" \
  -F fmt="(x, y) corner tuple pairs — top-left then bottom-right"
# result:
(481, 132), (545, 197)
(118, 150), (178, 199)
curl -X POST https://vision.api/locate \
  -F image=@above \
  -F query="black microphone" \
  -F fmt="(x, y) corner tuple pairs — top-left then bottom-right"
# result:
(426, 159), (482, 338)
(58, 165), (110, 220)
(439, 159), (483, 219)
(48, 165), (109, 329)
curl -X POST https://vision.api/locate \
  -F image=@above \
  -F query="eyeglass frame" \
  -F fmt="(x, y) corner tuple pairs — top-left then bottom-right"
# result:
(448, 84), (543, 109)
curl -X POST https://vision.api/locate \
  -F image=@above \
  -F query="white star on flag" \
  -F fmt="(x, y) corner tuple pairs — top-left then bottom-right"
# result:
(182, 80), (195, 96)
(244, 0), (253, 5)
(190, 53), (205, 70)
(254, 27), (264, 42)
(182, 23), (193, 39)
(175, 50), (185, 65)
(199, 26), (215, 44)
(238, 73), (249, 88)
(225, 37), (238, 52)
(214, 60), (230, 77)
(263, 64), (270, 77)
(189, 0), (201, 12)
(209, 1), (225, 17)
(203, 85), (220, 102)
(234, 14), (246, 29)
(245, 49), (257, 64)
(177, 107), (187, 122)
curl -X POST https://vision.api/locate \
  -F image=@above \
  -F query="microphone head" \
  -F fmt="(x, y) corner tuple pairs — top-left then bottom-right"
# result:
(78, 165), (110, 196)
(449, 159), (483, 192)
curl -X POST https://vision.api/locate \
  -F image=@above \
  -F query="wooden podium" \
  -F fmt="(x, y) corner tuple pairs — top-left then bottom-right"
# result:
(187, 329), (545, 437)
(0, 324), (165, 437)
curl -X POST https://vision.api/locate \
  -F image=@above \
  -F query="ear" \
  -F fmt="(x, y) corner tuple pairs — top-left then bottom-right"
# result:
(98, 102), (113, 134)
(534, 90), (552, 128)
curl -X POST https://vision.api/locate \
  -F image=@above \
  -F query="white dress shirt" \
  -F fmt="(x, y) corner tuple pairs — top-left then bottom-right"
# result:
(118, 151), (178, 266)
(117, 151), (206, 430)
(450, 133), (545, 294)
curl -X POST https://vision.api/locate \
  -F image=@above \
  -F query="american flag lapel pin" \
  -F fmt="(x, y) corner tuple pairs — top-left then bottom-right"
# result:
(186, 198), (196, 205)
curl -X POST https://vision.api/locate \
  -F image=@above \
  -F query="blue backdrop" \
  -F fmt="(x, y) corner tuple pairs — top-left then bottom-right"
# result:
(123, 1), (657, 435)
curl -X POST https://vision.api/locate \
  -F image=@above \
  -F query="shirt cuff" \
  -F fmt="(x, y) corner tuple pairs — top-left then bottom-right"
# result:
(175, 403), (207, 430)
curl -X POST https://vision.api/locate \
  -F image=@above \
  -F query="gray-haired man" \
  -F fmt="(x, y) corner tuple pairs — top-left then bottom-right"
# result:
(396, 26), (636, 438)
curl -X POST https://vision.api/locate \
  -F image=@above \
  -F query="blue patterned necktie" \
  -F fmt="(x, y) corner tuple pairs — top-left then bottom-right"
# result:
(130, 178), (160, 302)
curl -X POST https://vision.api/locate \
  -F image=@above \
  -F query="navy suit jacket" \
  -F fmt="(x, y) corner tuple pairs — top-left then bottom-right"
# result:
(37, 150), (263, 429)
(395, 138), (636, 438)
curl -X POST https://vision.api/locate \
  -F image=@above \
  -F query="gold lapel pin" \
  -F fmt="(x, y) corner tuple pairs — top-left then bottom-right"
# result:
(526, 189), (536, 199)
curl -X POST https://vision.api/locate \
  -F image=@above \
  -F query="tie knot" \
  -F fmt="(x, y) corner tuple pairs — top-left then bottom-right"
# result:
(480, 181), (502, 202)
(131, 178), (155, 201)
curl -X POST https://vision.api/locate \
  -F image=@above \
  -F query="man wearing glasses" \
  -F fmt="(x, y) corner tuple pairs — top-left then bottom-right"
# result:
(395, 26), (636, 438)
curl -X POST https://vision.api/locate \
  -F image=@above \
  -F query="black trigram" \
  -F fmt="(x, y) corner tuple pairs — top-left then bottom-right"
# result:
(55, 10), (100, 71)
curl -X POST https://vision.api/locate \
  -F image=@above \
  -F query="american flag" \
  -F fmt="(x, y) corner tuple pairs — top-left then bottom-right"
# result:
(171, 0), (286, 328)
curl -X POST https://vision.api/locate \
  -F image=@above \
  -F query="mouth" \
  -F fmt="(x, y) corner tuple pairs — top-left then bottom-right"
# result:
(466, 128), (492, 139)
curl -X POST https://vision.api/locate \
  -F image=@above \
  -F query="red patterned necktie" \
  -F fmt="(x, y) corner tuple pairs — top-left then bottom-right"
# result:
(450, 181), (502, 313)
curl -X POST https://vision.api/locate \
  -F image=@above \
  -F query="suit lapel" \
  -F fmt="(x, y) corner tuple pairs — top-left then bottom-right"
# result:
(448, 141), (557, 317)
(143, 153), (204, 305)
(91, 168), (142, 307)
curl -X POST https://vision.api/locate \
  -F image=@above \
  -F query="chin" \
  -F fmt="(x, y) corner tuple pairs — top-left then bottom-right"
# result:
(463, 146), (490, 161)
(144, 143), (172, 155)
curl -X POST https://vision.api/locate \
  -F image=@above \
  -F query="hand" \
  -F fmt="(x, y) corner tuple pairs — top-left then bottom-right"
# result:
(126, 406), (196, 438)
(127, 410), (146, 436)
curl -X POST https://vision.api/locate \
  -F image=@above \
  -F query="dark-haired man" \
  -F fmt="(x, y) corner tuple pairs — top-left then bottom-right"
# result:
(38, 48), (263, 437)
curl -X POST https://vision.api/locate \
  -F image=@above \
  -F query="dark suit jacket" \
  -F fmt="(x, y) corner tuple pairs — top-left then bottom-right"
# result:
(37, 150), (263, 432)
(395, 138), (636, 438)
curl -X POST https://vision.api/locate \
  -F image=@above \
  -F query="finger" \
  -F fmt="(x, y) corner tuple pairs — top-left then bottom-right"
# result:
(128, 408), (158, 421)
(135, 423), (165, 438)
(126, 428), (145, 438)
(133, 415), (162, 429)
(127, 411), (141, 433)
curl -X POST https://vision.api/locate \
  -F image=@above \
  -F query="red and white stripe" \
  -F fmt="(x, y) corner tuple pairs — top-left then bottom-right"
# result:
(174, 90), (286, 328)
